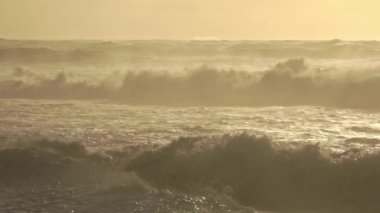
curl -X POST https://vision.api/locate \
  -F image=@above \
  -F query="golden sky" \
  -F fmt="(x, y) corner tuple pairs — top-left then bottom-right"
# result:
(1, 0), (380, 40)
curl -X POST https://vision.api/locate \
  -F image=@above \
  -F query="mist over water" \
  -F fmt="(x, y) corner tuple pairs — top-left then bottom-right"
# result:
(2, 39), (380, 109)
(3, 58), (380, 109)
(1, 39), (380, 212)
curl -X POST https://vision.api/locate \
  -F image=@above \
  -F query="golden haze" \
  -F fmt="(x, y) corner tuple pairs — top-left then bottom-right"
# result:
(1, 0), (380, 40)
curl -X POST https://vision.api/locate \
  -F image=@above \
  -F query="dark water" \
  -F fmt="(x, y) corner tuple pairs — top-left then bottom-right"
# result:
(1, 135), (380, 212)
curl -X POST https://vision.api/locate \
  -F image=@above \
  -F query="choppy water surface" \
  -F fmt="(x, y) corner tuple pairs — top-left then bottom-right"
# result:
(2, 39), (380, 212)
(1, 100), (380, 212)
(1, 100), (380, 152)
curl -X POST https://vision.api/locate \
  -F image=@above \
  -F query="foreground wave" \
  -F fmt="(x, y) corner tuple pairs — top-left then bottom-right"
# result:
(0, 139), (251, 213)
(128, 134), (380, 212)
(2, 58), (380, 109)
(1, 134), (380, 212)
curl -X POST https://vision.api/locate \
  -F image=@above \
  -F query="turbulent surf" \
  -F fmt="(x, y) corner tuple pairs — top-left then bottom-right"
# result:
(1, 39), (380, 212)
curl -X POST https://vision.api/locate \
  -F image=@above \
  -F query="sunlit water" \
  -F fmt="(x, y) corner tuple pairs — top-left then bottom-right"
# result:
(1, 100), (380, 212)
(1, 99), (380, 152)
(2, 40), (380, 212)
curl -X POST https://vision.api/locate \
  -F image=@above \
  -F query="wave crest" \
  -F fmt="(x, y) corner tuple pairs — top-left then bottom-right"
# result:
(2, 58), (380, 109)
(127, 133), (380, 212)
(0, 138), (253, 212)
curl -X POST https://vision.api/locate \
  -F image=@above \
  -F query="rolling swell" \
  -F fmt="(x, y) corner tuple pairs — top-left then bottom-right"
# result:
(1, 40), (380, 61)
(0, 139), (251, 212)
(0, 47), (103, 63)
(2, 58), (380, 109)
(127, 134), (380, 212)
(0, 139), (129, 184)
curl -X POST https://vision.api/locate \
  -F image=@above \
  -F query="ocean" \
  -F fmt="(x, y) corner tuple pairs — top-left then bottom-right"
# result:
(1, 39), (380, 212)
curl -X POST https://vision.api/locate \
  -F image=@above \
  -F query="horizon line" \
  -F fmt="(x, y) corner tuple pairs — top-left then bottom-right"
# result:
(2, 37), (380, 42)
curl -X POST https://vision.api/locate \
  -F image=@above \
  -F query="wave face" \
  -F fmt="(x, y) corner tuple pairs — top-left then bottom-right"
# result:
(127, 134), (380, 212)
(1, 58), (380, 109)
(0, 139), (124, 183)
(4, 135), (380, 212)
(0, 139), (252, 212)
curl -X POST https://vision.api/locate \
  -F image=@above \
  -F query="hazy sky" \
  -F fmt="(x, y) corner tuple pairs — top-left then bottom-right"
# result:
(1, 0), (380, 40)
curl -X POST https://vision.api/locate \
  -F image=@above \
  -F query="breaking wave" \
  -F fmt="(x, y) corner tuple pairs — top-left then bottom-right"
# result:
(0, 138), (251, 212)
(128, 134), (380, 212)
(2, 58), (380, 109)
(0, 139), (137, 184)
(2, 134), (380, 212)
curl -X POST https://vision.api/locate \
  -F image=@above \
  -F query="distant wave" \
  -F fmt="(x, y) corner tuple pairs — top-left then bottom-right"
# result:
(227, 41), (380, 58)
(349, 126), (380, 134)
(1, 40), (380, 63)
(2, 58), (380, 109)
(0, 47), (103, 63)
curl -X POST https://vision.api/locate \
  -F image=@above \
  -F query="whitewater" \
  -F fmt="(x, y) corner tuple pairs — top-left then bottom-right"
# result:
(1, 39), (380, 212)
